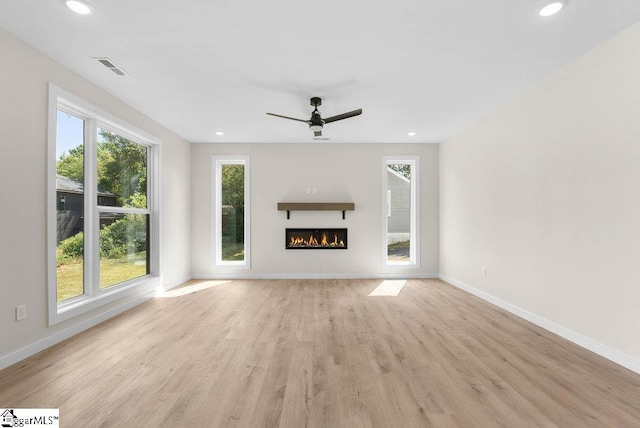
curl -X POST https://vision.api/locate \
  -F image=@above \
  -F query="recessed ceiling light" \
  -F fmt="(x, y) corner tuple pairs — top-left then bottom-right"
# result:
(408, 131), (417, 137)
(215, 131), (225, 136)
(538, 1), (567, 17)
(62, 0), (95, 15)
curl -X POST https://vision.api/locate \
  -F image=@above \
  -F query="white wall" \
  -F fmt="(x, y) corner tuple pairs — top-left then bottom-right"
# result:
(191, 143), (439, 278)
(0, 29), (191, 367)
(440, 21), (640, 369)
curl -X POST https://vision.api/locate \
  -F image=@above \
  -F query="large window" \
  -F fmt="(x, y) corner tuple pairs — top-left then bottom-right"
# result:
(382, 156), (420, 267)
(48, 84), (160, 325)
(213, 156), (250, 268)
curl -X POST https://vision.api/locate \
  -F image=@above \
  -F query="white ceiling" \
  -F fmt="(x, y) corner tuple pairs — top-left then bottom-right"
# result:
(2, 1), (640, 143)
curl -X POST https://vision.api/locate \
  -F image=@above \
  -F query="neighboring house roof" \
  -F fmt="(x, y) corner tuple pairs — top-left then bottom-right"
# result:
(56, 174), (83, 194)
(56, 174), (116, 197)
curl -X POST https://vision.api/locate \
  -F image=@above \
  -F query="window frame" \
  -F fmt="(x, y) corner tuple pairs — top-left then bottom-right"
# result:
(47, 83), (161, 326)
(381, 156), (420, 268)
(212, 156), (251, 269)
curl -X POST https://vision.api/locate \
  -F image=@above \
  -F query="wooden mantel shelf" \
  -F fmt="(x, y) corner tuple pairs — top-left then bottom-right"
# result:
(277, 202), (355, 219)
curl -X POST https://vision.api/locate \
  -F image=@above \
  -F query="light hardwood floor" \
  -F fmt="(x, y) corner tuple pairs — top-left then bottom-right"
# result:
(1, 279), (639, 427)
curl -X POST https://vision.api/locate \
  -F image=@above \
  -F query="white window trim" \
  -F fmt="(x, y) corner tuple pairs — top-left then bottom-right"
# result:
(212, 156), (251, 269)
(47, 83), (162, 326)
(381, 156), (420, 269)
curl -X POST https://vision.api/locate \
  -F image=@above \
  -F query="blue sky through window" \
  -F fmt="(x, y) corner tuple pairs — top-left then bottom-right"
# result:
(56, 110), (83, 160)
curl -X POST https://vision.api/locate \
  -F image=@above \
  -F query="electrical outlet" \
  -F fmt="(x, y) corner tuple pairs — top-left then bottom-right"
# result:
(481, 267), (487, 278)
(371, 254), (377, 262)
(16, 305), (26, 321)
(312, 187), (318, 195)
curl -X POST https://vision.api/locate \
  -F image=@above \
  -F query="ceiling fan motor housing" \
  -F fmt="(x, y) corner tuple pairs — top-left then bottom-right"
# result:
(309, 110), (324, 129)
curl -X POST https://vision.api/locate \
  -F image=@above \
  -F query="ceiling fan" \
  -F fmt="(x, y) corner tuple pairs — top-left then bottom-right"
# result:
(267, 97), (362, 137)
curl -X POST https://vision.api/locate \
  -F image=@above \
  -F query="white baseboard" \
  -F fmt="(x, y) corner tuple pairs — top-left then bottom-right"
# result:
(0, 275), (192, 372)
(192, 272), (439, 280)
(439, 274), (640, 375)
(160, 275), (192, 292)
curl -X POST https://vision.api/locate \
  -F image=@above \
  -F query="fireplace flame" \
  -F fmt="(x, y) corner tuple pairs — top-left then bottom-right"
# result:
(287, 231), (346, 248)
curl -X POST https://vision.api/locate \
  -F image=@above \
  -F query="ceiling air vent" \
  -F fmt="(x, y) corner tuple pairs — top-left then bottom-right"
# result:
(93, 57), (129, 77)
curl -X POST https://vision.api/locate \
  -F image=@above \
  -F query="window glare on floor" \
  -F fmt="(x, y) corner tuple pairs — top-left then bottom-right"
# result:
(368, 279), (407, 297)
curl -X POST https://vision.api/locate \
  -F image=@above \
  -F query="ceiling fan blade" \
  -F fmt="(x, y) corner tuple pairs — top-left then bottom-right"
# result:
(314, 130), (322, 137)
(323, 108), (362, 124)
(266, 112), (309, 123)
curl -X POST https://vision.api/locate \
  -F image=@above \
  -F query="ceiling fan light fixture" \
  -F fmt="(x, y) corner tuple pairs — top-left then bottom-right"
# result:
(215, 131), (225, 136)
(538, 1), (567, 17)
(62, 0), (95, 15)
(309, 124), (323, 132)
(408, 131), (417, 137)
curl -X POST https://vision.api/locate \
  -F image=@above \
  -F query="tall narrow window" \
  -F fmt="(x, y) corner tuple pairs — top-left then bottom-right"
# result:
(55, 110), (85, 302)
(48, 84), (160, 325)
(382, 157), (420, 267)
(213, 156), (250, 268)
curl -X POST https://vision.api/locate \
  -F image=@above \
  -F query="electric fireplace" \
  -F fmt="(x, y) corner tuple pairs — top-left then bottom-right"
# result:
(286, 228), (347, 249)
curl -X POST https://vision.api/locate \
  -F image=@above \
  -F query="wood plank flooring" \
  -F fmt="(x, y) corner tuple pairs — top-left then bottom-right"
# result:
(1, 278), (639, 427)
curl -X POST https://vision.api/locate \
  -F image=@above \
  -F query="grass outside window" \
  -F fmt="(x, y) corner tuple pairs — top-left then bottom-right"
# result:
(57, 251), (148, 302)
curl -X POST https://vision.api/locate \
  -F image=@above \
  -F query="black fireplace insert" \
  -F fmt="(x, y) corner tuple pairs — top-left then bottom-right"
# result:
(286, 228), (347, 249)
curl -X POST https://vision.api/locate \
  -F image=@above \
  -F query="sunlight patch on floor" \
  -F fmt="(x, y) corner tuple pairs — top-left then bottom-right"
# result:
(157, 280), (231, 298)
(368, 279), (407, 297)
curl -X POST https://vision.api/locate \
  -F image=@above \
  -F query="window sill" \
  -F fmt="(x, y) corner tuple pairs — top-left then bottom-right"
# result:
(49, 276), (159, 326)
(213, 262), (251, 270)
